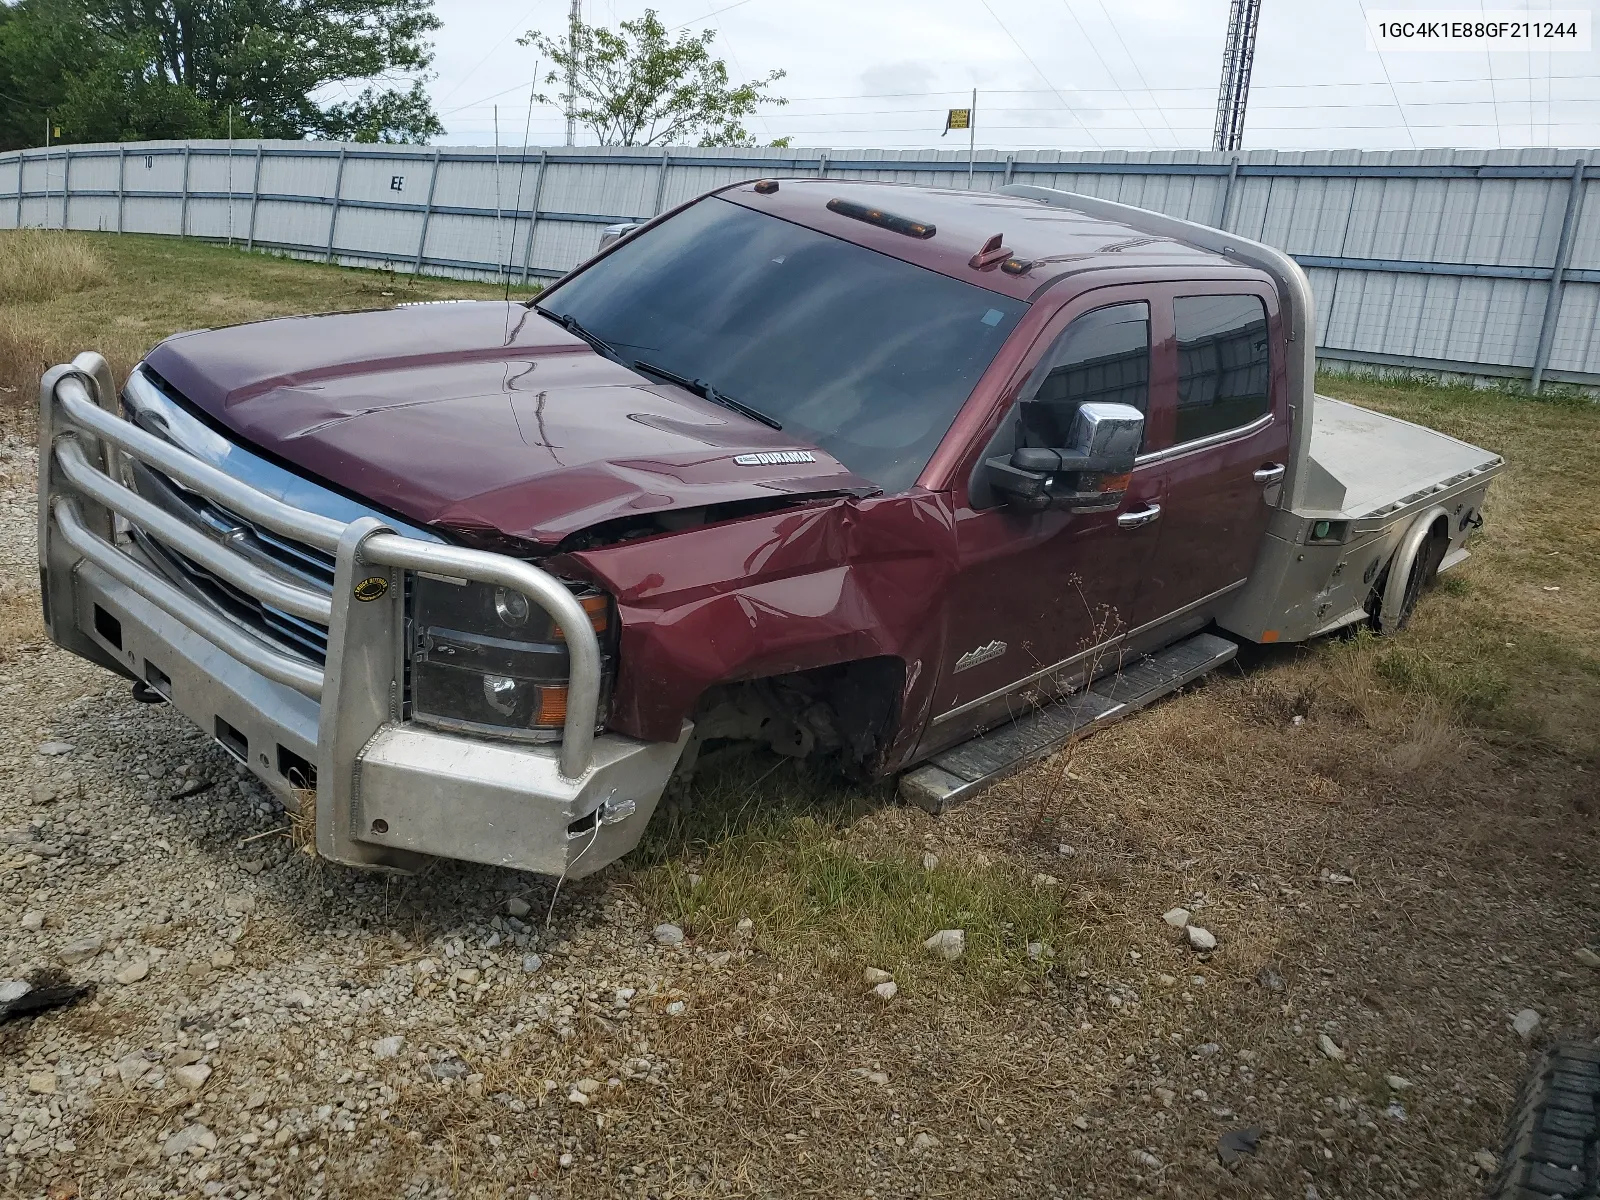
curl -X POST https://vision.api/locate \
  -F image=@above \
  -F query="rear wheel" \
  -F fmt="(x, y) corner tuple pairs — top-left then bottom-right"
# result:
(1373, 522), (1450, 634)
(1488, 1040), (1600, 1200)
(1393, 530), (1448, 630)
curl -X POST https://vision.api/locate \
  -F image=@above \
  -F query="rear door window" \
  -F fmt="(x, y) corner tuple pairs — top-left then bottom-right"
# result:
(1173, 294), (1271, 444)
(1018, 301), (1150, 449)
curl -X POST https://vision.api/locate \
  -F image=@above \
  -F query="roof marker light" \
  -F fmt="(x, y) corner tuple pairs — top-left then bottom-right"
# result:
(825, 198), (936, 239)
(753, 179), (780, 194)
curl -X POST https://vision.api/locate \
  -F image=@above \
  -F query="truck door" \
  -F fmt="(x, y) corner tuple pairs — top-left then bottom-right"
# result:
(918, 287), (1170, 752)
(1124, 284), (1291, 639)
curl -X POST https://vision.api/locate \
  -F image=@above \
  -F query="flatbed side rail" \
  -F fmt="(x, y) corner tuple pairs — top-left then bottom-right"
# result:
(998, 184), (1319, 513)
(38, 357), (601, 780)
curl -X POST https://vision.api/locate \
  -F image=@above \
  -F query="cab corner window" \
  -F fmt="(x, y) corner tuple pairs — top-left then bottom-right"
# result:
(1174, 294), (1271, 444)
(1019, 301), (1149, 449)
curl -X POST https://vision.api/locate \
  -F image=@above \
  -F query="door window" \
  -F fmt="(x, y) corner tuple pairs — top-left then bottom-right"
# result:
(1174, 294), (1271, 444)
(1018, 302), (1150, 449)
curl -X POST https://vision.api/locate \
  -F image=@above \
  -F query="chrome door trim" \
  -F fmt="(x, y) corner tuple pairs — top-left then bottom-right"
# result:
(931, 633), (1126, 727)
(1135, 412), (1273, 467)
(930, 576), (1249, 727)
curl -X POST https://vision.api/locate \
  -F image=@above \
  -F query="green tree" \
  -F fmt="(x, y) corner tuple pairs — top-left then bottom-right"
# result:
(0, 0), (444, 151)
(0, 0), (104, 149)
(519, 9), (785, 147)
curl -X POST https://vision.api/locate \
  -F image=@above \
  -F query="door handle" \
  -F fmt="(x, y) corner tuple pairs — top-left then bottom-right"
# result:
(1253, 462), (1286, 485)
(1117, 503), (1162, 529)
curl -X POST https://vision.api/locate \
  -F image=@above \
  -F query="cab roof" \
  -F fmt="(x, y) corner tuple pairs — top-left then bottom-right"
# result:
(718, 178), (1247, 301)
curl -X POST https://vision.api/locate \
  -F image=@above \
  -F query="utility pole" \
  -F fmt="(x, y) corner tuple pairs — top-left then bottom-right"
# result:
(226, 105), (234, 246)
(565, 0), (580, 147)
(967, 88), (977, 188)
(1212, 0), (1262, 153)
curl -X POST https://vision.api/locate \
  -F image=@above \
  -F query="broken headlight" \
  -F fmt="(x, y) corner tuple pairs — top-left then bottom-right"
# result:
(410, 573), (613, 742)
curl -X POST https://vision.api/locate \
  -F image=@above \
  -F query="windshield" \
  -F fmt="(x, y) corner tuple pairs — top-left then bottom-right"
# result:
(538, 196), (1028, 492)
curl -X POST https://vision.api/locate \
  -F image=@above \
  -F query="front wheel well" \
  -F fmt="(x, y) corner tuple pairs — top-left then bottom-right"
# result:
(683, 657), (906, 779)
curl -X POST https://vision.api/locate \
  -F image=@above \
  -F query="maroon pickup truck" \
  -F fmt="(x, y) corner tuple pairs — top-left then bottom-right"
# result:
(37, 179), (1501, 877)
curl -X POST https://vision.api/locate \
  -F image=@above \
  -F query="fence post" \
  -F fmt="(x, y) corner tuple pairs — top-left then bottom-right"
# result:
(246, 144), (262, 250)
(817, 152), (829, 179)
(519, 149), (548, 284)
(325, 146), (347, 263)
(1530, 157), (1587, 395)
(1217, 155), (1240, 231)
(15, 152), (23, 228)
(60, 146), (70, 229)
(116, 146), (126, 233)
(413, 148), (441, 275)
(652, 148), (671, 215)
(1003, 153), (1016, 185)
(179, 144), (191, 236)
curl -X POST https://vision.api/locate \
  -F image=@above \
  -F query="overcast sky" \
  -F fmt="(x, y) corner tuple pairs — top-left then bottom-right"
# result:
(418, 0), (1600, 152)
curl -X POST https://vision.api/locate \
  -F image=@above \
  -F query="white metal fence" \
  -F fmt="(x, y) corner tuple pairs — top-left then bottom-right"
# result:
(5, 139), (1600, 389)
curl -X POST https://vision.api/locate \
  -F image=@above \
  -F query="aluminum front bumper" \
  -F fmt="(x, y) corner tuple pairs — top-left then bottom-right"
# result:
(38, 354), (688, 878)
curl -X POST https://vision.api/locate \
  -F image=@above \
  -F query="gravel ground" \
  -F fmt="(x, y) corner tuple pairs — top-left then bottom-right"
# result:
(2, 438), (694, 1198)
(3, 428), (1597, 1200)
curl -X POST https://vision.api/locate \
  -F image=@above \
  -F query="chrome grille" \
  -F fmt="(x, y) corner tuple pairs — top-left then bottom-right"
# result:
(128, 458), (335, 664)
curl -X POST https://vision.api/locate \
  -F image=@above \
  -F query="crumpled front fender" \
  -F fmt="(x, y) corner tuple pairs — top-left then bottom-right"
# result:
(571, 490), (957, 772)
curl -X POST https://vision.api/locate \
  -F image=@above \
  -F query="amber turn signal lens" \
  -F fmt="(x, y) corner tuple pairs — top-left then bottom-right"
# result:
(533, 685), (569, 728)
(551, 594), (610, 640)
(1102, 472), (1133, 492)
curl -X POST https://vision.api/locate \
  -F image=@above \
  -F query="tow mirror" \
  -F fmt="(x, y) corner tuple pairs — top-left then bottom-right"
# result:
(598, 222), (644, 249)
(985, 402), (1144, 512)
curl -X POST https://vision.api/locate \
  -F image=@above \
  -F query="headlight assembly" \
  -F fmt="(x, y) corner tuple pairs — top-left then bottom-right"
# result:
(410, 572), (612, 742)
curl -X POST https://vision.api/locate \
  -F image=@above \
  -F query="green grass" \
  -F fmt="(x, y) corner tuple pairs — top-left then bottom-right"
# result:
(629, 757), (1072, 997)
(1312, 370), (1600, 746)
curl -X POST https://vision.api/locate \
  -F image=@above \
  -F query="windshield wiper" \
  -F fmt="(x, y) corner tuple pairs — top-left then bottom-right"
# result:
(534, 307), (621, 363)
(631, 359), (783, 430)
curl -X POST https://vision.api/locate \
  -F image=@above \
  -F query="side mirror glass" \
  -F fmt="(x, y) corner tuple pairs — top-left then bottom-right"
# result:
(985, 402), (1143, 512)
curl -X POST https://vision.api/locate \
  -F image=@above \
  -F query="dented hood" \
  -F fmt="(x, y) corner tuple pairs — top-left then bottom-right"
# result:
(142, 300), (873, 546)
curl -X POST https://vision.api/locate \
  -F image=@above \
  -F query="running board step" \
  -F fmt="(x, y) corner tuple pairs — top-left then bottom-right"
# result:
(898, 632), (1238, 814)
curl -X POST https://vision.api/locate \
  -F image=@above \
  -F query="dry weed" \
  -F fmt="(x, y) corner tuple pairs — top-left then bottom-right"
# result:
(0, 310), (54, 407)
(0, 579), (43, 663)
(0, 229), (110, 304)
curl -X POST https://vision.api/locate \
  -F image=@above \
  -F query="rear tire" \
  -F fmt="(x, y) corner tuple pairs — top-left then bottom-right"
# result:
(1394, 530), (1449, 631)
(1487, 1040), (1600, 1200)
(1373, 526), (1449, 634)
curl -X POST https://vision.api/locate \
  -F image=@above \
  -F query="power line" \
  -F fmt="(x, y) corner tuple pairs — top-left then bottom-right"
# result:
(434, 3), (544, 106)
(1354, 0), (1416, 148)
(975, 0), (1102, 148)
(1053, 0), (1165, 147)
(1092, 0), (1183, 146)
(670, 0), (758, 31)
(1480, 0), (1502, 149)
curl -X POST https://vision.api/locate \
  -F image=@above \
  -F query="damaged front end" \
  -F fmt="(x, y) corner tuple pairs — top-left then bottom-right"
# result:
(37, 354), (689, 879)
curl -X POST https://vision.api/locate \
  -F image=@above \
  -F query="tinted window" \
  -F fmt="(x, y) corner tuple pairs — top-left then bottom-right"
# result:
(1174, 294), (1271, 443)
(1018, 302), (1149, 448)
(539, 197), (1028, 492)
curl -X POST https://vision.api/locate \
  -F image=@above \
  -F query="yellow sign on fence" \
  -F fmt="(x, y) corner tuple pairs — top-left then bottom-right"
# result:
(943, 108), (971, 134)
